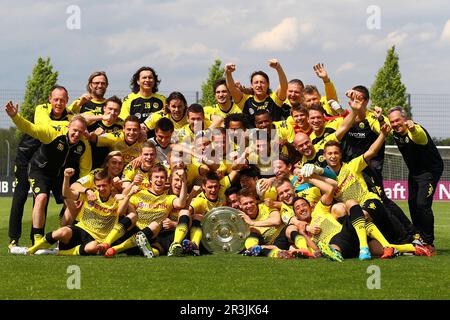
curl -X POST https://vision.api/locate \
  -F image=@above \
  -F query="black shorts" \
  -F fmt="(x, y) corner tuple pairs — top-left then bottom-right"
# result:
(362, 198), (399, 243)
(155, 230), (175, 254)
(251, 226), (290, 250)
(28, 170), (64, 204)
(329, 216), (360, 259)
(58, 225), (95, 250)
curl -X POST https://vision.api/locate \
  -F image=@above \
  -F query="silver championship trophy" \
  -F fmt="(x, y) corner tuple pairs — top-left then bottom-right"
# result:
(201, 206), (250, 254)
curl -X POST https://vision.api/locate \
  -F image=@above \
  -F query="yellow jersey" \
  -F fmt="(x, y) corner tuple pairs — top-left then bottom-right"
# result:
(252, 203), (284, 245)
(76, 191), (119, 242)
(96, 131), (142, 165)
(129, 190), (176, 229)
(119, 92), (166, 123)
(335, 155), (380, 204)
(310, 201), (342, 245)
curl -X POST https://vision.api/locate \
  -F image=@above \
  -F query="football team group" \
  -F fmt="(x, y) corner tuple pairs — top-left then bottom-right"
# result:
(5, 59), (443, 261)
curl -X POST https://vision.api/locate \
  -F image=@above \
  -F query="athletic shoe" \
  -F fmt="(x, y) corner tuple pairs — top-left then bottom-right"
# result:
(414, 244), (433, 257)
(413, 237), (436, 256)
(35, 248), (59, 255)
(291, 249), (316, 259)
(27, 238), (52, 255)
(9, 246), (28, 255)
(318, 241), (343, 262)
(97, 243), (110, 255)
(135, 231), (154, 258)
(168, 243), (183, 257)
(380, 247), (396, 259)
(359, 247), (372, 260)
(182, 239), (200, 256)
(242, 245), (263, 257)
(8, 240), (19, 253)
(425, 244), (436, 256)
(105, 247), (117, 258)
(276, 250), (294, 259)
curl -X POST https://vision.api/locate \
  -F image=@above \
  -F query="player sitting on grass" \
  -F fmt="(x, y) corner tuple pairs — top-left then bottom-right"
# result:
(98, 164), (188, 258)
(27, 168), (121, 256)
(238, 188), (295, 259)
(295, 174), (432, 261)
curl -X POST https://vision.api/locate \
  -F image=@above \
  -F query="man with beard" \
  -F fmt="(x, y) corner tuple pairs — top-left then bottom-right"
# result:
(68, 71), (109, 114)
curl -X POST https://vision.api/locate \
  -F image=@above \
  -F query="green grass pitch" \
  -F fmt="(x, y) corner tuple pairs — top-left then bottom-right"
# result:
(0, 197), (449, 300)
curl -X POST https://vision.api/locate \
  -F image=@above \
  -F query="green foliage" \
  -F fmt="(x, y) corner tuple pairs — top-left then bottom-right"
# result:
(200, 59), (224, 107)
(370, 46), (410, 117)
(21, 57), (58, 122)
(433, 137), (450, 146)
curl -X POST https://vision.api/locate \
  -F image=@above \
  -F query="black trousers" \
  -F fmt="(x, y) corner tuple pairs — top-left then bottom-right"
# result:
(362, 166), (416, 243)
(408, 171), (441, 245)
(8, 164), (48, 243)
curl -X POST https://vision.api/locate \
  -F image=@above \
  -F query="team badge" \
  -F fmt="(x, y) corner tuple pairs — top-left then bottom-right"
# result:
(34, 187), (40, 194)
(405, 137), (409, 143)
(153, 102), (159, 109)
(318, 155), (325, 163)
(57, 143), (64, 151)
(135, 113), (142, 119)
(76, 145), (83, 153)
(359, 122), (365, 129)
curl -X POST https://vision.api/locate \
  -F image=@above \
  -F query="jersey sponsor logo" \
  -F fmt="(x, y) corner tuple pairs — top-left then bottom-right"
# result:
(368, 202), (376, 210)
(137, 201), (169, 210)
(135, 113), (142, 119)
(348, 132), (366, 138)
(87, 201), (117, 214)
(337, 173), (355, 194)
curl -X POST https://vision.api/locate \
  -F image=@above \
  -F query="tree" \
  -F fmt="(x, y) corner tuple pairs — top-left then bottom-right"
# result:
(200, 59), (224, 107)
(370, 46), (410, 117)
(21, 57), (58, 122)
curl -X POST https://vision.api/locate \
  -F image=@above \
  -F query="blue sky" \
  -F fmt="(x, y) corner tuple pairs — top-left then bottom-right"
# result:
(1, 0), (449, 135)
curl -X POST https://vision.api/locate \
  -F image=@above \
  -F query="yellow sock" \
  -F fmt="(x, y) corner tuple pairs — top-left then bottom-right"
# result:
(244, 237), (259, 249)
(104, 224), (126, 245)
(294, 234), (308, 250)
(391, 243), (415, 253)
(112, 237), (136, 254)
(58, 245), (80, 256)
(173, 223), (189, 244)
(268, 248), (281, 258)
(33, 233), (43, 245)
(352, 217), (369, 248)
(365, 222), (390, 247)
(190, 227), (203, 247)
(27, 237), (50, 254)
(151, 247), (160, 257)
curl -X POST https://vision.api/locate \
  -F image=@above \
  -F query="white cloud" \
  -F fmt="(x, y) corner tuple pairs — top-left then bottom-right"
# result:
(336, 62), (356, 74)
(248, 17), (300, 51)
(439, 20), (450, 43)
